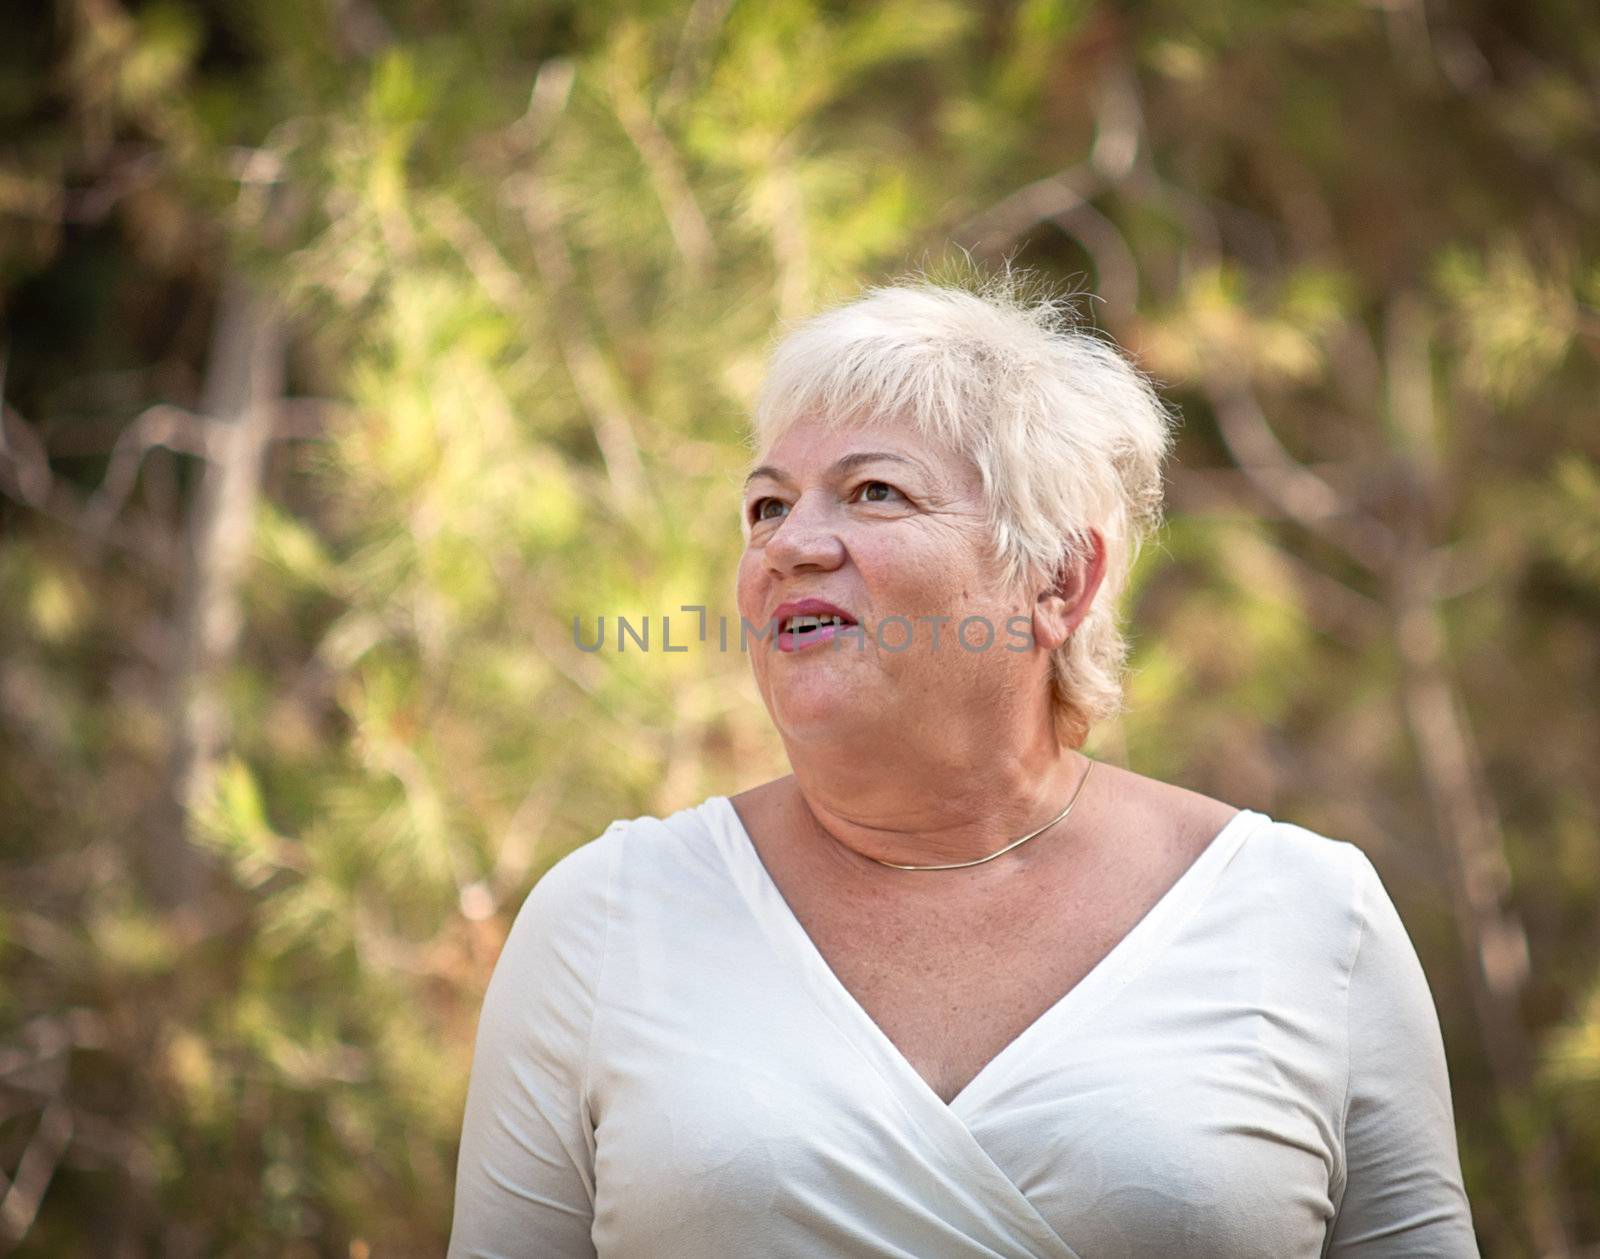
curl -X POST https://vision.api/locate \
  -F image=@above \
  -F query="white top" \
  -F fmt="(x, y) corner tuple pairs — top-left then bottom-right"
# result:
(449, 797), (1479, 1258)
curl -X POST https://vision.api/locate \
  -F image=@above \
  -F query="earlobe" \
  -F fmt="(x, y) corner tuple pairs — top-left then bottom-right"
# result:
(1031, 571), (1076, 652)
(1030, 595), (1072, 653)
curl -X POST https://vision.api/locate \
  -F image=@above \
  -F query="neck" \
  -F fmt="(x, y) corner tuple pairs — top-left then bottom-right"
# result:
(780, 712), (1092, 871)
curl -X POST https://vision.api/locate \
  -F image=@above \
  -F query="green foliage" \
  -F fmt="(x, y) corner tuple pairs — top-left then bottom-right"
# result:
(2, 0), (1598, 1253)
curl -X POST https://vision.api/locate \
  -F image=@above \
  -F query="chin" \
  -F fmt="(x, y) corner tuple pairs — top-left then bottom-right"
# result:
(770, 679), (872, 741)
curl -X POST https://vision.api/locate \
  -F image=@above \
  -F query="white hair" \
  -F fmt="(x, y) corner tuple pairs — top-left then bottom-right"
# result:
(747, 274), (1178, 745)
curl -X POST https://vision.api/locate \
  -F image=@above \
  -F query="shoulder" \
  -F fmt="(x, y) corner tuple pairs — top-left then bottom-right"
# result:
(1234, 812), (1373, 897)
(488, 825), (622, 1011)
(491, 797), (745, 1021)
(1108, 765), (1368, 902)
(513, 796), (731, 931)
(511, 817), (626, 937)
(1204, 813), (1385, 977)
(1102, 763), (1375, 903)
(1244, 820), (1453, 1043)
(488, 804), (708, 1001)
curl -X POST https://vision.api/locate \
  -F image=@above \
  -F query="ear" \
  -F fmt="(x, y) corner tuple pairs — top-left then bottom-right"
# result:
(1032, 529), (1108, 652)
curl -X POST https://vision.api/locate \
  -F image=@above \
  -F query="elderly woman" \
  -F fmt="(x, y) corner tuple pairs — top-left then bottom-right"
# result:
(448, 281), (1479, 1257)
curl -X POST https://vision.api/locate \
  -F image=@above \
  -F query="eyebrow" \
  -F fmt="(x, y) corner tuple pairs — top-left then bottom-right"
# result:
(742, 451), (926, 491)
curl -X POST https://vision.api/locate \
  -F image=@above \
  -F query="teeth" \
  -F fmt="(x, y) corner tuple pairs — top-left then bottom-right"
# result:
(785, 614), (844, 633)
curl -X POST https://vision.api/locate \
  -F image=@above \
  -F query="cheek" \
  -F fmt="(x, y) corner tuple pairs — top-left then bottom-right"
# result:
(734, 554), (761, 609)
(872, 554), (972, 614)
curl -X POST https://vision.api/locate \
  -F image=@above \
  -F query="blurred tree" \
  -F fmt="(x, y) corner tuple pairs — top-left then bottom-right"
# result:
(0, 0), (1596, 1254)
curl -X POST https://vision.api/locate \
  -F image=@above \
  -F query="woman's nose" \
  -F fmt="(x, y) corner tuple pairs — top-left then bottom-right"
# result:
(764, 493), (845, 574)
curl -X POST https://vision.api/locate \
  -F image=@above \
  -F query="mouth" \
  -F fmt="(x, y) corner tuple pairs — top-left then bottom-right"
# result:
(776, 611), (858, 653)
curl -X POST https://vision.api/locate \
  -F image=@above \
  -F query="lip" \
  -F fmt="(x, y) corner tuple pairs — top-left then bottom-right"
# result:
(770, 597), (858, 654)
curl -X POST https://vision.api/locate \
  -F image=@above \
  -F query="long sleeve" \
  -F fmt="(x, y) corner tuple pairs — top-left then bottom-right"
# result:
(448, 829), (618, 1259)
(1325, 851), (1479, 1257)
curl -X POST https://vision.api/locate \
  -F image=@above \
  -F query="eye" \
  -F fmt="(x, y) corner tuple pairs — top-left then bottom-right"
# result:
(855, 480), (903, 504)
(749, 496), (788, 523)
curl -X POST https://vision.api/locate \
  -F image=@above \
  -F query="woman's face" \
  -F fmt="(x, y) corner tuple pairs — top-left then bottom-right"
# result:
(736, 414), (1041, 751)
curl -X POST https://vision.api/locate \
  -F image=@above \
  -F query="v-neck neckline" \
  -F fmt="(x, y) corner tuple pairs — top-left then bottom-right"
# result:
(709, 794), (1269, 1118)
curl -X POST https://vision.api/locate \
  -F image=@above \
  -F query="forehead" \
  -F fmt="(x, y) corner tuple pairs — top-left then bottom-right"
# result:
(749, 414), (980, 494)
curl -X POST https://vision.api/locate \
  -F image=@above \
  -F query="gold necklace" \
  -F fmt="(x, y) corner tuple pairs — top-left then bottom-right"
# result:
(858, 757), (1096, 871)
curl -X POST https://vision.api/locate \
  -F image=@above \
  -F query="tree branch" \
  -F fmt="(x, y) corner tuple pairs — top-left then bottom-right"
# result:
(153, 267), (285, 909)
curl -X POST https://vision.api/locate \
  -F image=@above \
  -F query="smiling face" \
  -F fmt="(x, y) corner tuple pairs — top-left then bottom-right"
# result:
(736, 414), (1046, 753)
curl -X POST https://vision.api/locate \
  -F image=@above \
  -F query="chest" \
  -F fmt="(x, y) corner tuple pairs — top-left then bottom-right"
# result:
(588, 828), (1346, 1259)
(724, 783), (1243, 1104)
(778, 849), (1190, 1104)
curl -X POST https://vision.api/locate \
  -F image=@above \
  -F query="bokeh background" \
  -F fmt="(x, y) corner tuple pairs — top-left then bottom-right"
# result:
(2, 0), (1597, 1254)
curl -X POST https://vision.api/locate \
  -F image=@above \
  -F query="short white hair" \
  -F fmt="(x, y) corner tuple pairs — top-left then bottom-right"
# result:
(748, 274), (1177, 745)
